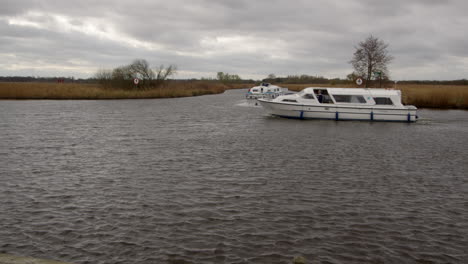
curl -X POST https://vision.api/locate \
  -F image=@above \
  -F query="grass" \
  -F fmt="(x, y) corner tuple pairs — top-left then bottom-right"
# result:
(0, 81), (240, 100)
(398, 84), (468, 109)
(281, 83), (468, 109)
(1, 81), (467, 109)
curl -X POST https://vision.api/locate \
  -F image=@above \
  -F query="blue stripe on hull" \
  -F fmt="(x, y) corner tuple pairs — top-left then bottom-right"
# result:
(273, 115), (416, 123)
(272, 114), (417, 122)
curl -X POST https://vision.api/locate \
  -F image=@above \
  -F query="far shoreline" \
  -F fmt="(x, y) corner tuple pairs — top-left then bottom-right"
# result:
(0, 82), (466, 109)
(0, 81), (244, 101)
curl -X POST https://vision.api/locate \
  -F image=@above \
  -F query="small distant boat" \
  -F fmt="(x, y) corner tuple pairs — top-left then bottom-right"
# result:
(257, 87), (418, 122)
(246, 82), (284, 99)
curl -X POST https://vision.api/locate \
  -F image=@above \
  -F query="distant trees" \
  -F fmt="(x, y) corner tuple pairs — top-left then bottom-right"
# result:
(350, 35), (393, 87)
(263, 74), (337, 84)
(216, 72), (242, 83)
(267, 73), (276, 80)
(95, 59), (177, 90)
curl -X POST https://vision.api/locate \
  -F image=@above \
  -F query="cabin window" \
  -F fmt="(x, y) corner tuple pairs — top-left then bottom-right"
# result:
(374, 97), (393, 105)
(282, 99), (297, 103)
(302, 94), (315, 99)
(313, 89), (334, 104)
(252, 89), (259, 92)
(333, 95), (367, 103)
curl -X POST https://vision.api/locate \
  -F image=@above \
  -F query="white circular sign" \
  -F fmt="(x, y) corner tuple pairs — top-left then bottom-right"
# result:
(134, 78), (139, 85)
(356, 78), (363, 86)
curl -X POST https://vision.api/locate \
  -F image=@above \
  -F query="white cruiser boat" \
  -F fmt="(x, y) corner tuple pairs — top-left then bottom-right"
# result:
(258, 87), (417, 122)
(246, 83), (283, 99)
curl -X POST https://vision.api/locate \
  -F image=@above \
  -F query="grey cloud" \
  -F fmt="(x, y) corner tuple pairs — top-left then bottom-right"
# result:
(1, 0), (467, 80)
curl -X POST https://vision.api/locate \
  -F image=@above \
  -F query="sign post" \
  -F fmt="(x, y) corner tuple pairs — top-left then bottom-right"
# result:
(134, 78), (139, 88)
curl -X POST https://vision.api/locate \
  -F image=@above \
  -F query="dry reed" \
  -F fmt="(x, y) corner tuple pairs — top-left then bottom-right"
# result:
(1, 82), (467, 109)
(398, 84), (468, 109)
(0, 81), (234, 100)
(281, 83), (468, 109)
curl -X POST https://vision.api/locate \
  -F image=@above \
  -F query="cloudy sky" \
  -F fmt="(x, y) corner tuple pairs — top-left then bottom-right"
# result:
(1, 0), (467, 80)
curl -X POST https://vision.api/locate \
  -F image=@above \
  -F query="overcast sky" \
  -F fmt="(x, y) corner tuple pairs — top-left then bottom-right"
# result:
(1, 0), (467, 80)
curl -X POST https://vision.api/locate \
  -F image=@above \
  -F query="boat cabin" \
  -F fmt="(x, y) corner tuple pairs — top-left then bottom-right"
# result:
(246, 83), (283, 99)
(293, 87), (403, 107)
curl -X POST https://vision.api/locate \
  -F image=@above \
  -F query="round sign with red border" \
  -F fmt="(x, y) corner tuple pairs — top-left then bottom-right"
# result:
(134, 78), (139, 85)
(356, 77), (363, 86)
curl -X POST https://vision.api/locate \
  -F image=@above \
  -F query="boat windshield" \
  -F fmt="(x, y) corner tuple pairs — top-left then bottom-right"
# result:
(302, 93), (315, 99)
(313, 89), (333, 104)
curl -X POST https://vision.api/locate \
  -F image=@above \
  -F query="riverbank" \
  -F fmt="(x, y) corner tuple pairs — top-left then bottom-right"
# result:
(1, 82), (466, 109)
(0, 81), (245, 100)
(283, 83), (468, 109)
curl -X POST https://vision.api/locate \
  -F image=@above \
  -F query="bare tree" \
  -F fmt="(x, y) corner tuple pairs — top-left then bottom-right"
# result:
(350, 35), (393, 87)
(95, 59), (177, 90)
(156, 64), (177, 81)
(129, 59), (155, 81)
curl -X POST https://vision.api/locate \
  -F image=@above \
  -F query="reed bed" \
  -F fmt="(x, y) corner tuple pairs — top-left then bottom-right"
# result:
(281, 83), (468, 109)
(1, 81), (466, 109)
(398, 84), (468, 109)
(0, 81), (236, 100)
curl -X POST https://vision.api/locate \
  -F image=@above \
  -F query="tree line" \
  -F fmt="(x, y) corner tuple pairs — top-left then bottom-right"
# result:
(1, 74), (467, 86)
(198, 72), (255, 83)
(263, 74), (347, 84)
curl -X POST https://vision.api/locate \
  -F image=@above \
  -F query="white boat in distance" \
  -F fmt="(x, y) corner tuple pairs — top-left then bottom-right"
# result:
(258, 87), (418, 122)
(246, 82), (284, 99)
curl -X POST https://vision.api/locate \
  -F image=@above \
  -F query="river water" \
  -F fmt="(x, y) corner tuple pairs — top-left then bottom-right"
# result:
(1, 89), (467, 264)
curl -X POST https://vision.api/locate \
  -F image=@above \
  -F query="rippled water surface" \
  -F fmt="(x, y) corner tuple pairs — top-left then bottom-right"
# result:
(1, 89), (468, 264)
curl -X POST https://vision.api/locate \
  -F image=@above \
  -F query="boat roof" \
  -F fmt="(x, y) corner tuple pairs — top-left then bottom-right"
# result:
(302, 87), (400, 96)
(253, 83), (281, 89)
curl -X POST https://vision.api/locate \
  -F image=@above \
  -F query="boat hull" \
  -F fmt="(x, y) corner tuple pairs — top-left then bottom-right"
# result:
(258, 100), (417, 122)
